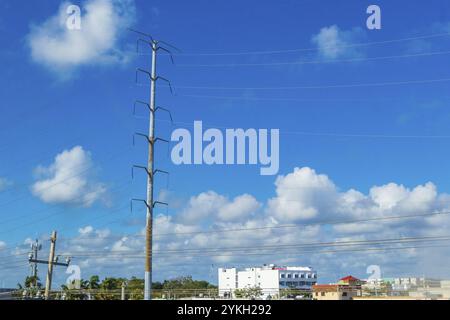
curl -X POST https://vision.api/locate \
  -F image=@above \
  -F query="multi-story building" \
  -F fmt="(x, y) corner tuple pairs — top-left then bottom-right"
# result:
(313, 276), (363, 300)
(218, 264), (317, 299)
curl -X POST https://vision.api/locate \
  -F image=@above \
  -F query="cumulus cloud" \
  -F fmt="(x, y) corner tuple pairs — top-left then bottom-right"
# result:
(267, 167), (447, 225)
(27, 0), (135, 71)
(31, 146), (107, 207)
(179, 191), (261, 223)
(311, 25), (365, 60)
(217, 194), (261, 221)
(155, 214), (200, 236)
(180, 191), (228, 223)
(267, 167), (338, 221)
(6, 166), (450, 285)
(0, 241), (6, 250)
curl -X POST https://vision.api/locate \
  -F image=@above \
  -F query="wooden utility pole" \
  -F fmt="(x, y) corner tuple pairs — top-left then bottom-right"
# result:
(29, 231), (70, 300)
(44, 231), (57, 300)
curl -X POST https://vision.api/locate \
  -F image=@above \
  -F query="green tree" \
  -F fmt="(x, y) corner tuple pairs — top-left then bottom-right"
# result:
(24, 276), (42, 289)
(234, 287), (263, 299)
(88, 275), (100, 289)
(127, 277), (144, 300)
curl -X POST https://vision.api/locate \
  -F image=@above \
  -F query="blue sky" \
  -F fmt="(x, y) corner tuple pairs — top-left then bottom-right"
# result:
(2, 0), (450, 288)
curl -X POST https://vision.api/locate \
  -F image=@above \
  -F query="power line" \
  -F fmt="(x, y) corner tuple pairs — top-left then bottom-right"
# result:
(0, 177), (131, 229)
(177, 49), (450, 67)
(153, 118), (450, 140)
(147, 76), (450, 91)
(59, 234), (450, 257)
(56, 210), (450, 241)
(137, 32), (450, 57)
(0, 202), (128, 238)
(0, 146), (132, 211)
(67, 243), (450, 260)
(177, 93), (396, 103)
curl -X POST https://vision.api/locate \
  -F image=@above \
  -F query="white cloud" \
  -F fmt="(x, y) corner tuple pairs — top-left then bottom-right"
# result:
(111, 237), (134, 252)
(369, 182), (437, 212)
(179, 191), (228, 223)
(78, 225), (94, 234)
(6, 166), (450, 285)
(155, 214), (200, 235)
(178, 191), (261, 223)
(31, 146), (107, 207)
(267, 167), (446, 225)
(0, 241), (6, 250)
(311, 25), (365, 60)
(267, 167), (338, 221)
(217, 194), (261, 221)
(27, 0), (135, 71)
(0, 177), (12, 191)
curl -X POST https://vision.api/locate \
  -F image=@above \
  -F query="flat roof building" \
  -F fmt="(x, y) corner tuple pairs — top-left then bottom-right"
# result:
(218, 264), (317, 299)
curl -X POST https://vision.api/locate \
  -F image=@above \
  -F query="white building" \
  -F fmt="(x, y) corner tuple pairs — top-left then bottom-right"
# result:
(218, 264), (317, 299)
(392, 277), (441, 291)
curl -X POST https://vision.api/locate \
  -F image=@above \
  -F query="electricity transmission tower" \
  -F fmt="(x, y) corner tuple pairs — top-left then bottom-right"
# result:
(130, 29), (177, 301)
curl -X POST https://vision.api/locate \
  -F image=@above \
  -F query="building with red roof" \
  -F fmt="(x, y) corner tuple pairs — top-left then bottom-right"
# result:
(313, 276), (363, 300)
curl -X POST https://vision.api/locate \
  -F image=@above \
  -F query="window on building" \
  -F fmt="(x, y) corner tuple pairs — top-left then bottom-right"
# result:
(287, 273), (292, 278)
(280, 281), (285, 286)
(342, 292), (348, 297)
(300, 273), (305, 278)
(321, 292), (325, 296)
(294, 274), (299, 279)
(280, 274), (285, 278)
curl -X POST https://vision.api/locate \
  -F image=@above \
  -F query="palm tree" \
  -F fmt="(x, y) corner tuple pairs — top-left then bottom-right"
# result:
(88, 275), (100, 290)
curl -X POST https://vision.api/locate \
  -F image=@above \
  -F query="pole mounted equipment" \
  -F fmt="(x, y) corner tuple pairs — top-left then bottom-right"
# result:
(27, 231), (71, 300)
(133, 100), (174, 124)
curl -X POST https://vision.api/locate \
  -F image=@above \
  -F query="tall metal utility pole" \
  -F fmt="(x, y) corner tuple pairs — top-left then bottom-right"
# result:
(131, 29), (176, 301)
(29, 231), (71, 300)
(144, 40), (157, 302)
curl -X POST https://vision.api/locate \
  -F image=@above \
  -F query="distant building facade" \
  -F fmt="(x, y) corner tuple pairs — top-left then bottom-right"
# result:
(218, 264), (317, 299)
(391, 277), (441, 291)
(313, 275), (363, 300)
